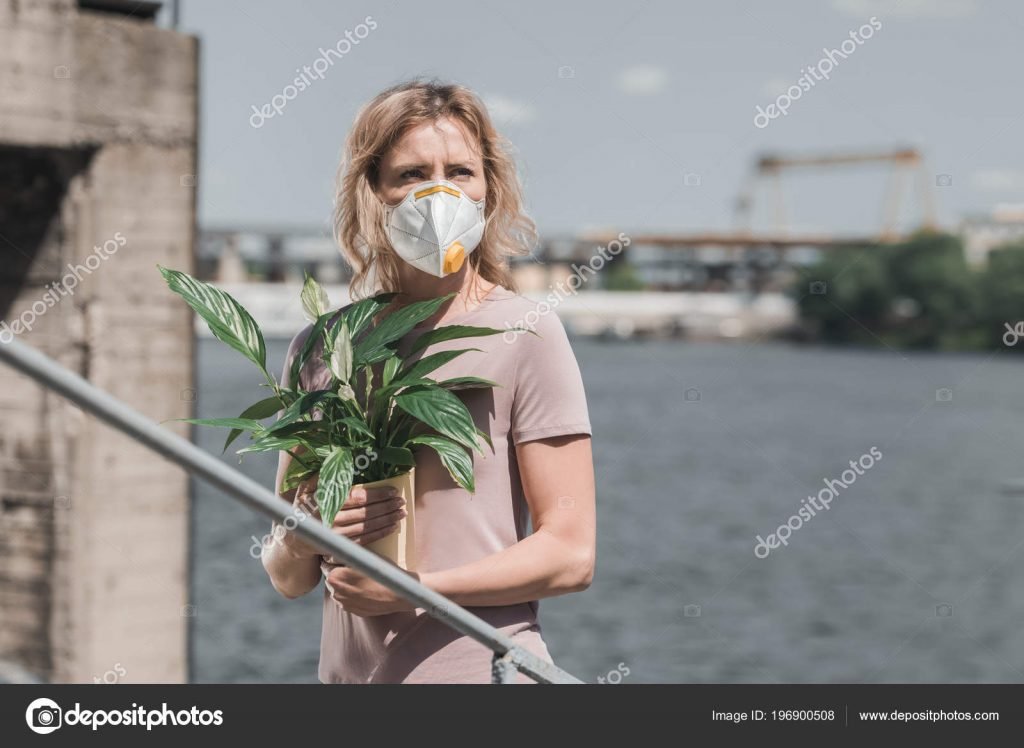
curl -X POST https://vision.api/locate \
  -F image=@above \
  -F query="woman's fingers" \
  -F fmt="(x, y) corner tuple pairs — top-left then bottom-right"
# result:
(333, 490), (405, 527)
(332, 498), (405, 528)
(294, 475), (321, 518)
(293, 481), (407, 546)
(332, 506), (406, 543)
(346, 485), (401, 508)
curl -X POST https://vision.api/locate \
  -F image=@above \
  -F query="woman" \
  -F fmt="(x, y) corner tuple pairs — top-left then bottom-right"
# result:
(261, 79), (595, 684)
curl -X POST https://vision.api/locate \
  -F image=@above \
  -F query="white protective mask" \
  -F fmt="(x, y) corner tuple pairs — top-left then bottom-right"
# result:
(382, 180), (486, 277)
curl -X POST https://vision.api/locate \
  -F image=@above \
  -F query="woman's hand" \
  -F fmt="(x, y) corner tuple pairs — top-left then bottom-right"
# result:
(329, 484), (408, 546)
(322, 565), (419, 617)
(274, 475), (323, 558)
(282, 478), (407, 554)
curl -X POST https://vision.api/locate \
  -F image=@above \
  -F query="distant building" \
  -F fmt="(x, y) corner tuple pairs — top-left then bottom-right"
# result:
(961, 204), (1024, 266)
(198, 226), (348, 283)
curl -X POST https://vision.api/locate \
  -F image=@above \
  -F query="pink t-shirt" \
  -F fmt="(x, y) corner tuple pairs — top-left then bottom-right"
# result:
(282, 286), (592, 683)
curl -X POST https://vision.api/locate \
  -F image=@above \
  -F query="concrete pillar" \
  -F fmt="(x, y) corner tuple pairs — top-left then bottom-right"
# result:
(0, 0), (198, 683)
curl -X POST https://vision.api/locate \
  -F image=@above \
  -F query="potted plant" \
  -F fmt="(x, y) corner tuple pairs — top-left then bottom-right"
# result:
(158, 266), (510, 570)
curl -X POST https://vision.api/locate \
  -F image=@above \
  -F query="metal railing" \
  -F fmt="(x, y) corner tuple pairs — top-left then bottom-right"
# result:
(0, 336), (582, 685)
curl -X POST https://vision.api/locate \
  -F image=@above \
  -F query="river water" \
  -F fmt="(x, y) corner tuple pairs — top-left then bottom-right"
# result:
(191, 337), (1024, 683)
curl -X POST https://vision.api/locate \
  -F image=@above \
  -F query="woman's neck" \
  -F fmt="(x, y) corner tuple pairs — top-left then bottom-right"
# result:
(393, 266), (497, 325)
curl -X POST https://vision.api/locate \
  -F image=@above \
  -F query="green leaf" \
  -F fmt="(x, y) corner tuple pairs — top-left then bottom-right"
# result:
(410, 324), (505, 354)
(382, 355), (401, 388)
(271, 388), (301, 406)
(476, 426), (494, 452)
(342, 293), (399, 338)
(177, 417), (264, 431)
(300, 272), (330, 322)
(354, 294), (454, 365)
(378, 374), (499, 408)
(263, 389), (333, 436)
(394, 386), (481, 454)
(396, 348), (480, 383)
(264, 421), (330, 444)
(409, 435), (475, 492)
(237, 434), (306, 455)
(376, 378), (433, 402)
(282, 468), (316, 494)
(506, 325), (539, 339)
(380, 446), (416, 467)
(224, 395), (288, 452)
(281, 455), (318, 493)
(438, 376), (499, 391)
(338, 417), (374, 441)
(159, 266), (267, 373)
(316, 447), (355, 526)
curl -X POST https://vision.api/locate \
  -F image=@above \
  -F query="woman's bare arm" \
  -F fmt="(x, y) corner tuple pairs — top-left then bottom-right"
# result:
(419, 433), (596, 606)
(260, 449), (323, 599)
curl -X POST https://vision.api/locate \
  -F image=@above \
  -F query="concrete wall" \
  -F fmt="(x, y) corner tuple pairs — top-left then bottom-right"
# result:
(0, 0), (198, 682)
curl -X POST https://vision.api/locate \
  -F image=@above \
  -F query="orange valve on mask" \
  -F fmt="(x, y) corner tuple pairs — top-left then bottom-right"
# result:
(443, 242), (466, 274)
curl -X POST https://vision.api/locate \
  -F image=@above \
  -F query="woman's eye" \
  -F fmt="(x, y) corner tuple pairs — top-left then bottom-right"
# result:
(401, 169), (424, 179)
(449, 168), (474, 179)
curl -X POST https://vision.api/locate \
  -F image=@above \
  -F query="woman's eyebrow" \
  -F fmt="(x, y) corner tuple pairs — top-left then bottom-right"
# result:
(392, 160), (478, 172)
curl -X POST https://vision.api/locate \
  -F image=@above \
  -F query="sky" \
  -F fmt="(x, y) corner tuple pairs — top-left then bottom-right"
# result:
(167, 0), (1024, 238)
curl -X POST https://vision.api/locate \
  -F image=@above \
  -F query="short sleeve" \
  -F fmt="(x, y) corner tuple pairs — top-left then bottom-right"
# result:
(510, 310), (592, 445)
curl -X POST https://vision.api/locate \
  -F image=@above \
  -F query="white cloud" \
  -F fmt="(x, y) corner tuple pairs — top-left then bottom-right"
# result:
(970, 169), (1024, 192)
(483, 95), (538, 126)
(831, 0), (979, 19)
(615, 65), (669, 96)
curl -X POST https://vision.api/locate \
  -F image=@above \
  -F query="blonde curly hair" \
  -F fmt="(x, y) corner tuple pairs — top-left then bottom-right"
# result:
(333, 79), (536, 297)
